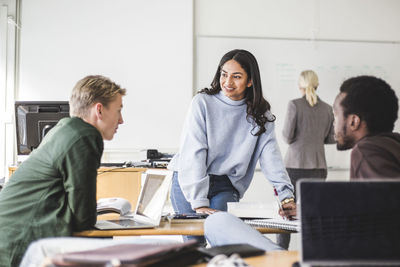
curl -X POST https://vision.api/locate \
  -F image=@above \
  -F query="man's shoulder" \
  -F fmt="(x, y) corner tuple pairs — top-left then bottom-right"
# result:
(40, 117), (102, 154)
(358, 132), (400, 145)
(353, 132), (400, 156)
(56, 117), (101, 139)
(61, 117), (98, 131)
(351, 132), (400, 179)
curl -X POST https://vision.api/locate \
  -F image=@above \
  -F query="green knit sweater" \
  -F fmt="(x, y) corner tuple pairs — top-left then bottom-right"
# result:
(0, 117), (103, 266)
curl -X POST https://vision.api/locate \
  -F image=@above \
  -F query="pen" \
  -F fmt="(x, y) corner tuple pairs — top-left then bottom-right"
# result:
(273, 186), (286, 220)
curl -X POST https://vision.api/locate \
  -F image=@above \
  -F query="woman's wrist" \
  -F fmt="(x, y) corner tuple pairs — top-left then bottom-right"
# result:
(281, 197), (295, 205)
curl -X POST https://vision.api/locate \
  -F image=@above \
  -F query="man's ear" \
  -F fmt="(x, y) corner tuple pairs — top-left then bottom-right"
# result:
(349, 114), (361, 130)
(94, 103), (103, 119)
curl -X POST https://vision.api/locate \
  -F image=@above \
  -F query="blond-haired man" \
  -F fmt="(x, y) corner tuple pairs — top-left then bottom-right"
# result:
(0, 75), (125, 267)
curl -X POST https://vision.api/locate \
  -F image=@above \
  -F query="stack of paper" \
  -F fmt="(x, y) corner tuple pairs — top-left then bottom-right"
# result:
(227, 202), (279, 219)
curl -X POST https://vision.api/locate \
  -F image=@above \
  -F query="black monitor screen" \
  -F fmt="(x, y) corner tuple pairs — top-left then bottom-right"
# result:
(299, 180), (400, 264)
(15, 101), (70, 155)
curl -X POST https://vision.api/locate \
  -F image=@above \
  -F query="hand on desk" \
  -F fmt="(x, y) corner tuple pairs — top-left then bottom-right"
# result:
(195, 207), (219, 215)
(279, 202), (297, 220)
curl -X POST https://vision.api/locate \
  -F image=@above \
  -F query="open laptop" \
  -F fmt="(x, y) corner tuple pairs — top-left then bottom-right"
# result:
(298, 179), (400, 266)
(95, 169), (173, 230)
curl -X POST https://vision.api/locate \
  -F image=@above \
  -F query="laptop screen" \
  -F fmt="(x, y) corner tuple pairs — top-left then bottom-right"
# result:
(298, 180), (400, 265)
(135, 170), (172, 222)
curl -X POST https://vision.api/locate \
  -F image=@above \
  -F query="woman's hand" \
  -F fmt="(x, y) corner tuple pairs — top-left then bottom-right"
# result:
(195, 207), (219, 215)
(278, 201), (297, 220)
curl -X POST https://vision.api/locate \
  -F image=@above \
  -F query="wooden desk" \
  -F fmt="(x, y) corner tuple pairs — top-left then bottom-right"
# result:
(74, 220), (205, 237)
(96, 167), (145, 208)
(74, 215), (291, 237)
(192, 251), (299, 267)
(9, 166), (145, 209)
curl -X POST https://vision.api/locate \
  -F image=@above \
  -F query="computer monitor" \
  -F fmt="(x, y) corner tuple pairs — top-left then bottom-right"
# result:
(15, 101), (70, 155)
(298, 180), (400, 266)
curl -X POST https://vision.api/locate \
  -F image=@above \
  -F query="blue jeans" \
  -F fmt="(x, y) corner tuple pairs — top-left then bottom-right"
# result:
(170, 171), (239, 245)
(204, 212), (284, 251)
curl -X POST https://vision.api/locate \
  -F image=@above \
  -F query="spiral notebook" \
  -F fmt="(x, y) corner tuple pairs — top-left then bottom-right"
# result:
(243, 218), (300, 232)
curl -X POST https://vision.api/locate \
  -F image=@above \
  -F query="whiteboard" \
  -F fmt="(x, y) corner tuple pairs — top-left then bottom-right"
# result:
(196, 36), (400, 169)
(18, 0), (193, 151)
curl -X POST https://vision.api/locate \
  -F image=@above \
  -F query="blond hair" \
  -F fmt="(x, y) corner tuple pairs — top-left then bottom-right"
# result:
(298, 70), (319, 107)
(69, 75), (126, 118)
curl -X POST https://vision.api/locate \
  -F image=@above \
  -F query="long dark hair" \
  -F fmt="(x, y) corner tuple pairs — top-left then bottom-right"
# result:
(199, 49), (275, 136)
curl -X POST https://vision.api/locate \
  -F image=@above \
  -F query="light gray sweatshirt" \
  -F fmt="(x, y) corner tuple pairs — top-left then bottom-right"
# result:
(168, 91), (294, 209)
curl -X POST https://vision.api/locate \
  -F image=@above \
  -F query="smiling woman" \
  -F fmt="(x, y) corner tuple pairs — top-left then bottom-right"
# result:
(219, 59), (252, 101)
(167, 49), (295, 247)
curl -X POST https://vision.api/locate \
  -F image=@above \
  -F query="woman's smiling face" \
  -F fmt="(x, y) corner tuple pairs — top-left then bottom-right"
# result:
(219, 59), (252, 101)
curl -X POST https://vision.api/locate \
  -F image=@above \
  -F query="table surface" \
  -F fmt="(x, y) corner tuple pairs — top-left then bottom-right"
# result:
(74, 214), (291, 237)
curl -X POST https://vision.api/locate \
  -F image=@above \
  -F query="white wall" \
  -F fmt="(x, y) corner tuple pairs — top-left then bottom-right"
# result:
(17, 0), (193, 163)
(0, 0), (18, 179)
(195, 0), (400, 41)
